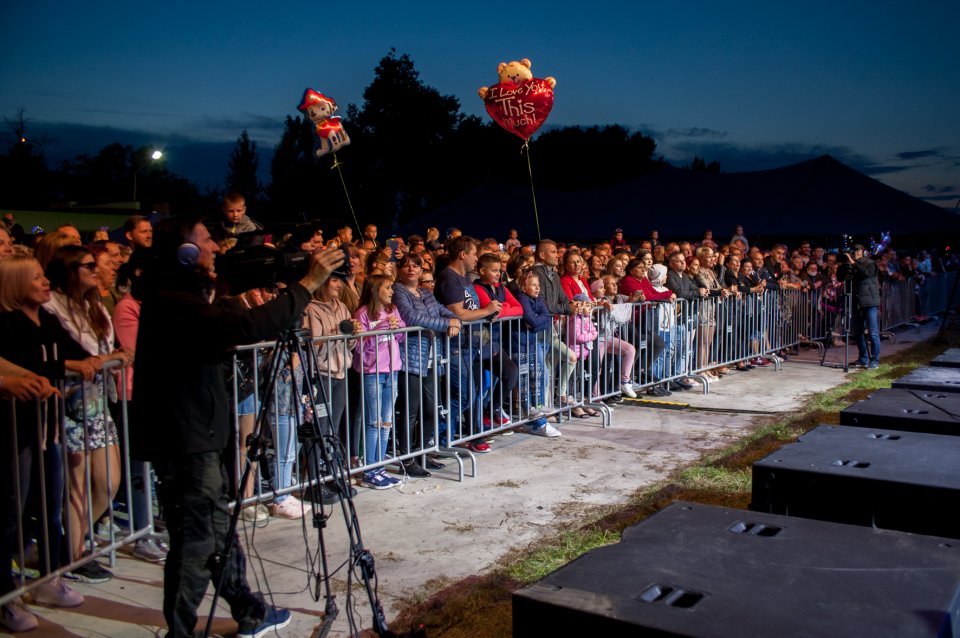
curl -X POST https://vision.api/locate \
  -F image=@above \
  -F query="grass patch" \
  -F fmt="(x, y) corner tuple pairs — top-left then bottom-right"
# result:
(679, 466), (752, 493)
(506, 528), (621, 583)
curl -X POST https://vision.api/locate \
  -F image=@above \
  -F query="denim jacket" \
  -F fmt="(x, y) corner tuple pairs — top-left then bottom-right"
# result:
(392, 283), (456, 376)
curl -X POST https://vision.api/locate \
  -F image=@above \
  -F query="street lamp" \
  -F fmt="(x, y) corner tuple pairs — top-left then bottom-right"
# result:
(132, 150), (164, 204)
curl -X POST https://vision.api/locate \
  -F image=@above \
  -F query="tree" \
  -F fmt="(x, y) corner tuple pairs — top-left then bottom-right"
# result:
(225, 130), (261, 204)
(688, 155), (721, 173)
(265, 115), (332, 223)
(528, 125), (663, 190)
(54, 143), (202, 211)
(0, 109), (51, 208)
(347, 49), (464, 226)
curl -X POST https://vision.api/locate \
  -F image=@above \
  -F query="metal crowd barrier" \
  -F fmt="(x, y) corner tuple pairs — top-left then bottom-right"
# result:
(229, 326), (453, 503)
(918, 272), (957, 318)
(2, 362), (153, 608)
(222, 276), (935, 503)
(879, 277), (918, 337)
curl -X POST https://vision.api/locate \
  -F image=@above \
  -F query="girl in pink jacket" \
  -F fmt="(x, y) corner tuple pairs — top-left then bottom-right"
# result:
(353, 275), (406, 489)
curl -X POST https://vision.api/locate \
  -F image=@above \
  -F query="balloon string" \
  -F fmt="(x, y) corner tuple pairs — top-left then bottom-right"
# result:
(331, 153), (362, 238)
(522, 142), (542, 242)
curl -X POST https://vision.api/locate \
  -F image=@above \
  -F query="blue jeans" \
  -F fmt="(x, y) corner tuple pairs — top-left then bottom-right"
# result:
(654, 328), (672, 381)
(854, 304), (880, 363)
(271, 414), (298, 503)
(447, 347), (478, 434)
(531, 342), (546, 408)
(1, 442), (66, 596)
(363, 372), (397, 466)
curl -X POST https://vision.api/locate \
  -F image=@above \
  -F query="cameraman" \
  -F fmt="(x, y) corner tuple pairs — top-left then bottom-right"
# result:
(841, 244), (881, 368)
(131, 215), (344, 638)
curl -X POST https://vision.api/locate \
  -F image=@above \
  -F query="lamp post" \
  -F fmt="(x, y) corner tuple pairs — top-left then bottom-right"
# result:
(133, 149), (163, 204)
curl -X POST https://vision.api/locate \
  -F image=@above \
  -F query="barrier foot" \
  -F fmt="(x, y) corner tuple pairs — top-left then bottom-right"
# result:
(809, 340), (825, 360)
(438, 446), (477, 480)
(687, 373), (710, 395)
(586, 401), (612, 427)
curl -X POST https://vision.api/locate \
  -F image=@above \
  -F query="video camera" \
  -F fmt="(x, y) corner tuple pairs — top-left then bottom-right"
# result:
(217, 243), (351, 293)
(839, 233), (854, 256)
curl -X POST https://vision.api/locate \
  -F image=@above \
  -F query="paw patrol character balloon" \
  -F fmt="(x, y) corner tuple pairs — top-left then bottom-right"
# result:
(297, 88), (351, 159)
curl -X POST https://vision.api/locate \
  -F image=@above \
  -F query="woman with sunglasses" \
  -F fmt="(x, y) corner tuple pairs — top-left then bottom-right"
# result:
(43, 245), (131, 583)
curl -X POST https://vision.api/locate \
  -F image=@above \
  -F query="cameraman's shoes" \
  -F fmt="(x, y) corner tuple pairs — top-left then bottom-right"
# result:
(237, 607), (291, 638)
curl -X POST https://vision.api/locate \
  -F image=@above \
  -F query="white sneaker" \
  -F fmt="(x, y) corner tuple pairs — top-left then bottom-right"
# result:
(95, 518), (125, 543)
(239, 503), (269, 522)
(619, 382), (637, 398)
(529, 423), (561, 437)
(133, 537), (168, 563)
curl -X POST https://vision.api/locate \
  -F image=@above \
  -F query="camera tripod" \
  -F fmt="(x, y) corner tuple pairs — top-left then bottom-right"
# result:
(204, 328), (397, 638)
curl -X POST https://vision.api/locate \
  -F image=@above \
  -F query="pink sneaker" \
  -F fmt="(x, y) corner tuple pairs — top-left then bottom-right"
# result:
(1, 600), (38, 632)
(33, 576), (84, 608)
(269, 496), (310, 519)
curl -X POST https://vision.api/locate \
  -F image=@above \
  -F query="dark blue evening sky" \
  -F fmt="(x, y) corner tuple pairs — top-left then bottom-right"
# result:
(2, 1), (958, 206)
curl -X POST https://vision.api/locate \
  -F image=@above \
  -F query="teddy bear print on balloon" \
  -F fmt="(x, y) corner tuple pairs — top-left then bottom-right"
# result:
(297, 88), (351, 158)
(478, 58), (556, 141)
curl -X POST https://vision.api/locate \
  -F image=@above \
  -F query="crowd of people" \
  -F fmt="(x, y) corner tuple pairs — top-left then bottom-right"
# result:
(0, 202), (947, 634)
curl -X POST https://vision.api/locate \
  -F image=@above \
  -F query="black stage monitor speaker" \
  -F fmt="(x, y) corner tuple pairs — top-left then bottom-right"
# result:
(840, 387), (960, 435)
(893, 366), (960, 393)
(931, 348), (960, 368)
(751, 424), (960, 538)
(513, 501), (960, 637)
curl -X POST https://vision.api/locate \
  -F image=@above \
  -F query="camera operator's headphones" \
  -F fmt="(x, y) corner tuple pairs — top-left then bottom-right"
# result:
(176, 241), (201, 267)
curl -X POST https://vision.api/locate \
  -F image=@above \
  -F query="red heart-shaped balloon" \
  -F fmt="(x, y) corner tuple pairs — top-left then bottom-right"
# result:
(483, 78), (555, 141)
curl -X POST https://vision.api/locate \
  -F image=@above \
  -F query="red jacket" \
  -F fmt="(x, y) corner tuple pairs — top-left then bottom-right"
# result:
(619, 275), (673, 301)
(473, 281), (523, 317)
(560, 274), (594, 301)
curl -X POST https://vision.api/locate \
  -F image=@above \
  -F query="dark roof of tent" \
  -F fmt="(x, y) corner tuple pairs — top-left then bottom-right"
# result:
(398, 155), (959, 241)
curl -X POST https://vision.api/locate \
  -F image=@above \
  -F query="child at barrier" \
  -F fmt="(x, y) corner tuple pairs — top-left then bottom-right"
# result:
(591, 278), (638, 399)
(648, 265), (679, 383)
(514, 272), (561, 437)
(353, 275), (406, 490)
(568, 295), (601, 417)
(473, 253), (522, 426)
(819, 263), (846, 347)
(263, 347), (309, 518)
(303, 275), (359, 501)
(224, 288), (273, 523)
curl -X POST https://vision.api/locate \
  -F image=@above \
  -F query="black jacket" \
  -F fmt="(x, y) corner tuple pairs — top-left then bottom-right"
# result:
(0, 309), (84, 451)
(666, 269), (702, 322)
(844, 257), (881, 308)
(131, 271), (312, 463)
(666, 269), (701, 301)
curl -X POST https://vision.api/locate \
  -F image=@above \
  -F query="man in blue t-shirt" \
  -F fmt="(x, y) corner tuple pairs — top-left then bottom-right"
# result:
(435, 236), (501, 453)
